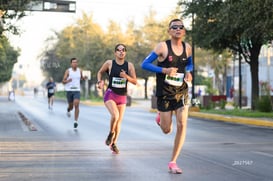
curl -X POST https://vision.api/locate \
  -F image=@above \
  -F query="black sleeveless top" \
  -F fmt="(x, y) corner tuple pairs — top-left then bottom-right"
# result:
(108, 60), (129, 95)
(156, 40), (189, 97)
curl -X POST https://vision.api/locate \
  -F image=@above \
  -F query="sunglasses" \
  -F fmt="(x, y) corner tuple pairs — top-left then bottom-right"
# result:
(170, 25), (184, 30)
(115, 48), (126, 52)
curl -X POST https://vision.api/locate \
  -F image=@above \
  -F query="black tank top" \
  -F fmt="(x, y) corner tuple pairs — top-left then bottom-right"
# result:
(108, 60), (129, 95)
(156, 40), (189, 97)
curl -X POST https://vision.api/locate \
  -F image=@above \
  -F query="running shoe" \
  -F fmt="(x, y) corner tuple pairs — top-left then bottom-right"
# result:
(105, 132), (114, 146)
(74, 121), (78, 128)
(168, 162), (182, 174)
(111, 143), (119, 154)
(67, 108), (71, 117)
(155, 112), (160, 126)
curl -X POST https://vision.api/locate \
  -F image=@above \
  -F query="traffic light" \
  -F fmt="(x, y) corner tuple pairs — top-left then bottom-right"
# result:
(27, 0), (76, 13)
(43, 0), (76, 13)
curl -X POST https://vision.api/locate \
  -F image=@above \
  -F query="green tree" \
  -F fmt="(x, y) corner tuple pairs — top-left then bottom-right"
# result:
(41, 13), (105, 82)
(133, 10), (180, 99)
(71, 13), (104, 81)
(0, 36), (19, 83)
(0, 0), (33, 36)
(194, 48), (232, 95)
(40, 8), (183, 99)
(40, 27), (75, 83)
(0, 0), (30, 84)
(180, 0), (273, 110)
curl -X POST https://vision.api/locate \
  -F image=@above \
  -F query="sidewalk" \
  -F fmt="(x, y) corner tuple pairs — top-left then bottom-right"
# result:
(132, 99), (273, 128)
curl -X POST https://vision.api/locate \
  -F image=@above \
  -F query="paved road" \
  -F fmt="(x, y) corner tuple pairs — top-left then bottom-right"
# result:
(1, 95), (273, 181)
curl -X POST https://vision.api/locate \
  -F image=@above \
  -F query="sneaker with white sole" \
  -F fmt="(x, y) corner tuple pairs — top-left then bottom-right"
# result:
(111, 143), (119, 154)
(74, 121), (78, 128)
(168, 162), (182, 174)
(67, 108), (71, 117)
(105, 132), (115, 146)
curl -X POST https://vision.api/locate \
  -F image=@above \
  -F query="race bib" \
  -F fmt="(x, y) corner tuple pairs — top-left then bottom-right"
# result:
(70, 86), (79, 90)
(112, 77), (126, 88)
(48, 88), (54, 93)
(165, 73), (184, 86)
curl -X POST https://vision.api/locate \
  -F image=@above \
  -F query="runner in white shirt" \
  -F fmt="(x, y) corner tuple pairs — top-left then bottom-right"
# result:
(62, 58), (87, 128)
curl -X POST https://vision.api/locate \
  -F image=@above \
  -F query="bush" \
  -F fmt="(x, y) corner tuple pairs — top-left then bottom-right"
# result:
(219, 99), (226, 109)
(204, 100), (215, 110)
(257, 96), (272, 112)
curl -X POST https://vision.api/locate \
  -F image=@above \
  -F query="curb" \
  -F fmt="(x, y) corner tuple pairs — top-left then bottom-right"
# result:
(189, 112), (273, 128)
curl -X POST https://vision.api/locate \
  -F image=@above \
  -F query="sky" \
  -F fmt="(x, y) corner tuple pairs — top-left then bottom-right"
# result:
(9, 0), (181, 86)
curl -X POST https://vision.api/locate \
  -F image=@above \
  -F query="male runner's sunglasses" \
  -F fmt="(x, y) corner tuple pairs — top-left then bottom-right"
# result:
(170, 25), (184, 30)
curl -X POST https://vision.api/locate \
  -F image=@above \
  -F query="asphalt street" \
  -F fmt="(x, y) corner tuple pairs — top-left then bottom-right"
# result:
(1, 95), (273, 181)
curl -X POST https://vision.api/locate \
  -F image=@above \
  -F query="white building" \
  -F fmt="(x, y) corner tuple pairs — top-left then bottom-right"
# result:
(233, 44), (273, 107)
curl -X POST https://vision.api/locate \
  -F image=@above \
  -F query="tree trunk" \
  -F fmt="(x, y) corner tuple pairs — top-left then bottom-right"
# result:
(249, 44), (262, 110)
(144, 77), (148, 99)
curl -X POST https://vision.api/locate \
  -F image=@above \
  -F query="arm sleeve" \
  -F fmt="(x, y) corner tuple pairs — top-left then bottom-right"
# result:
(186, 56), (193, 72)
(141, 51), (163, 73)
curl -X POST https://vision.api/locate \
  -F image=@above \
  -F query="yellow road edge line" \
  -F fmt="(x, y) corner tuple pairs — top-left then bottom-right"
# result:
(189, 112), (273, 128)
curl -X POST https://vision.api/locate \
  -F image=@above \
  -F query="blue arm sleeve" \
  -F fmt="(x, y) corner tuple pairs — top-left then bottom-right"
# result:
(141, 51), (163, 73)
(186, 56), (193, 72)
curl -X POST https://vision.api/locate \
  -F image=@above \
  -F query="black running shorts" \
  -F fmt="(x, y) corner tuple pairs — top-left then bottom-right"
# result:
(157, 92), (189, 112)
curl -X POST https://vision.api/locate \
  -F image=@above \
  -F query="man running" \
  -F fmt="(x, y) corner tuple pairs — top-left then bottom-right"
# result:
(141, 19), (193, 174)
(46, 77), (56, 110)
(62, 58), (87, 128)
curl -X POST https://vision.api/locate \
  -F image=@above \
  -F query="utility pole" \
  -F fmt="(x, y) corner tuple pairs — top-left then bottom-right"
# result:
(238, 53), (242, 108)
(191, 0), (195, 100)
(267, 43), (271, 85)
